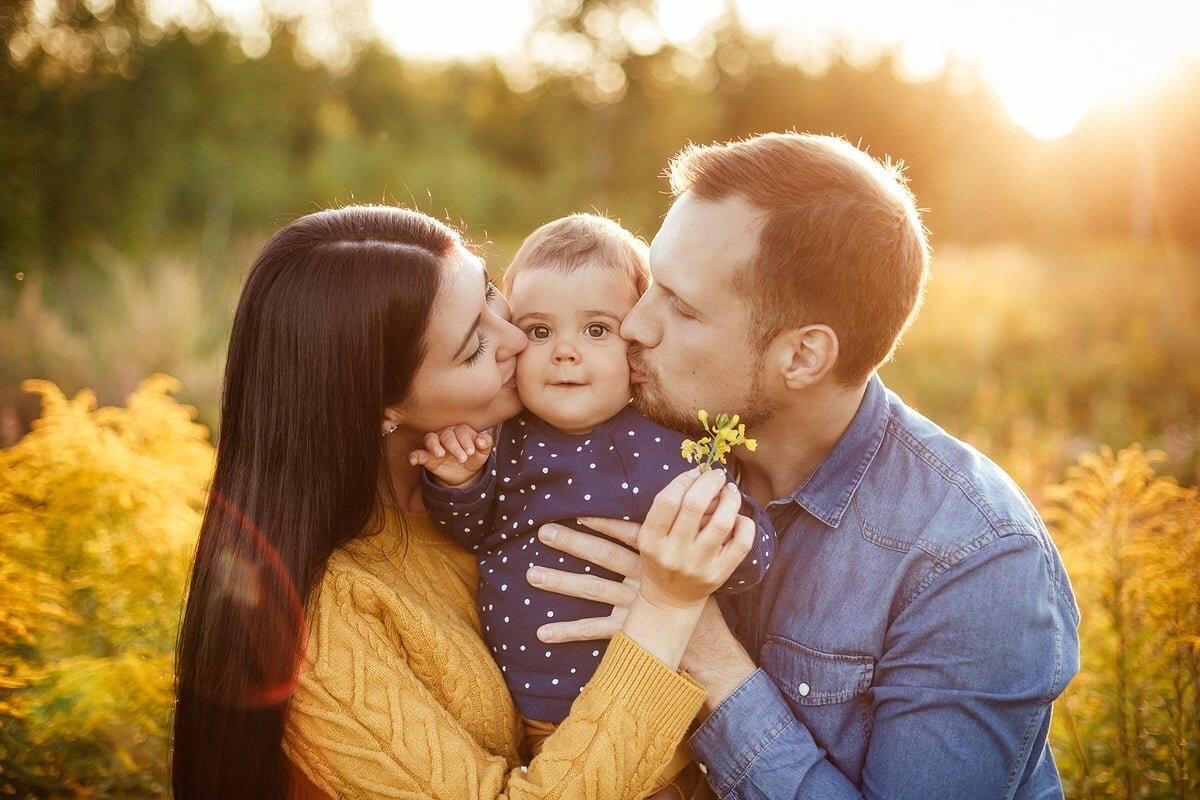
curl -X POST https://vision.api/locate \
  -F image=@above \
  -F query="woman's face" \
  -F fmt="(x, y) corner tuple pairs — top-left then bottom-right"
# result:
(397, 244), (526, 434)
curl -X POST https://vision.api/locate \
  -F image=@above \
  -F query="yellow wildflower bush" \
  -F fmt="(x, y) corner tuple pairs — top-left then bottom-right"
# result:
(0, 375), (213, 797)
(1045, 444), (1200, 798)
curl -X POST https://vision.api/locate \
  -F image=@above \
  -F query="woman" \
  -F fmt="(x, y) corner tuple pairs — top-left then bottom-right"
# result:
(172, 205), (753, 799)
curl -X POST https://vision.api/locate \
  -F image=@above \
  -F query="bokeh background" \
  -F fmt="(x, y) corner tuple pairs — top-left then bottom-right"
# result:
(2, 0), (1198, 796)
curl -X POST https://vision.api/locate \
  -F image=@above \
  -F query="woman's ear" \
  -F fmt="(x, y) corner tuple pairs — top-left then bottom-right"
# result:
(380, 406), (404, 437)
(774, 324), (839, 389)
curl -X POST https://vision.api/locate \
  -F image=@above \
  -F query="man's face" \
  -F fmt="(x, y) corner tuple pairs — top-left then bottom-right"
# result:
(621, 191), (776, 436)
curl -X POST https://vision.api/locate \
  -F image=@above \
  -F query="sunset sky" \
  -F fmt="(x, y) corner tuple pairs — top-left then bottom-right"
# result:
(361, 0), (1200, 141)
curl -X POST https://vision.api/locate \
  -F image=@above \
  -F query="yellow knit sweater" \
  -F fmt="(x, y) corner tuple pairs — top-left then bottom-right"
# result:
(283, 509), (706, 799)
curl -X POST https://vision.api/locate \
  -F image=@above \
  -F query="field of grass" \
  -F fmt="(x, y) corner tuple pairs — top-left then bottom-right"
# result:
(2, 240), (1198, 796)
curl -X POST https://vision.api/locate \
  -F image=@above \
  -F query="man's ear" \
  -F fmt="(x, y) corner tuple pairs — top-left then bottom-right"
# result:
(773, 324), (839, 389)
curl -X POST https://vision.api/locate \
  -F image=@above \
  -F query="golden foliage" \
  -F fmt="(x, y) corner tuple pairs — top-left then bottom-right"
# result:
(1046, 444), (1200, 798)
(0, 375), (212, 796)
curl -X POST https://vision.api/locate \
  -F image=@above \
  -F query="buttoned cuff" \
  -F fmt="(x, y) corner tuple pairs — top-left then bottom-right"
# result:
(688, 668), (820, 797)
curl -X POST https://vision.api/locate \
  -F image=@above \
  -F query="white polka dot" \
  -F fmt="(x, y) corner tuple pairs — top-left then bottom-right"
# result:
(584, 494), (591, 501)
(523, 598), (530, 605)
(546, 610), (555, 617)
(499, 494), (506, 501)
(501, 584), (508, 591)
(545, 651), (552, 657)
(654, 437), (661, 442)
(592, 650), (600, 657)
(504, 616), (510, 623)
(541, 467), (549, 474)
(632, 487), (639, 494)
(621, 482), (629, 489)
(589, 463), (596, 469)
(551, 678), (559, 685)
(627, 430), (635, 436)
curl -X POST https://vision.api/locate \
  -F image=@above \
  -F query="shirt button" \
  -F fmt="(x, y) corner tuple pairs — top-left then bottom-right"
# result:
(697, 762), (708, 774)
(797, 682), (811, 697)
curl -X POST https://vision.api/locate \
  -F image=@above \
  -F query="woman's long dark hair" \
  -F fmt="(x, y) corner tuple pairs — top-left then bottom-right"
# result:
(172, 206), (458, 799)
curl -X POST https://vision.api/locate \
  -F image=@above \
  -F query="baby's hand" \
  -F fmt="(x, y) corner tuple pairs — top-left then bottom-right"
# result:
(636, 468), (755, 610)
(409, 425), (493, 488)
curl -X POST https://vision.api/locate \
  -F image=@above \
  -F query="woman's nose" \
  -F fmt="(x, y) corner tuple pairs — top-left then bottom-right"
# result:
(494, 319), (526, 361)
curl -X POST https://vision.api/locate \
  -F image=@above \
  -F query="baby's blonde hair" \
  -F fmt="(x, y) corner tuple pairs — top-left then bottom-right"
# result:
(502, 213), (649, 298)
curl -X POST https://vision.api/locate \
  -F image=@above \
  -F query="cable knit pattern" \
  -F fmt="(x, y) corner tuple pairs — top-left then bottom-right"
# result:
(283, 509), (706, 799)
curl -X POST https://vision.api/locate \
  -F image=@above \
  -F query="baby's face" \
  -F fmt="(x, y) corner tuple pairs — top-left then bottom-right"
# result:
(508, 262), (637, 435)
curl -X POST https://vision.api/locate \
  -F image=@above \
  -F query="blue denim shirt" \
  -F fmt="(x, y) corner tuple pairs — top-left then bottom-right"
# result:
(689, 376), (1080, 799)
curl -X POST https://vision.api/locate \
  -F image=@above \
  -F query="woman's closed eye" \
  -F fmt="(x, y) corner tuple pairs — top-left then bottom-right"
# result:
(465, 334), (491, 365)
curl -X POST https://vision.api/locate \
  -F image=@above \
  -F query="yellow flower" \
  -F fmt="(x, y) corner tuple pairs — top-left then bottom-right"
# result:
(679, 410), (757, 472)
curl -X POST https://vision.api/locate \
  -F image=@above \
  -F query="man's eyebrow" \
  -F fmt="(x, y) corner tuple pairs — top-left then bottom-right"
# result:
(453, 269), (488, 359)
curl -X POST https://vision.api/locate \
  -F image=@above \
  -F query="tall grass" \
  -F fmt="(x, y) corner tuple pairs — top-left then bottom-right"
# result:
(881, 241), (1200, 496)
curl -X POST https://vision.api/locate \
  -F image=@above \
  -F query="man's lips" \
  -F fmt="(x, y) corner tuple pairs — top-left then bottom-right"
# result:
(627, 357), (649, 384)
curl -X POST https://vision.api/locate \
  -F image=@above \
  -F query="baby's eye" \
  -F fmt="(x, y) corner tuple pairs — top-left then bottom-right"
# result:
(585, 322), (610, 339)
(527, 324), (552, 341)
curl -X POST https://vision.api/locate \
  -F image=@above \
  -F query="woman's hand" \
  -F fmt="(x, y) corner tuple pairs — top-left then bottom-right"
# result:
(408, 424), (492, 487)
(635, 468), (756, 610)
(531, 468), (754, 668)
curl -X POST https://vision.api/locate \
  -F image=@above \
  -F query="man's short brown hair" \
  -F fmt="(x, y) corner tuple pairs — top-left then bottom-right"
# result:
(668, 132), (930, 386)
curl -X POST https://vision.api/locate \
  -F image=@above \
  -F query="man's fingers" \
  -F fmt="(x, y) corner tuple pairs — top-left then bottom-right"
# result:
(575, 515), (640, 548)
(538, 524), (641, 578)
(668, 468), (729, 537)
(536, 615), (624, 644)
(527, 565), (638, 606)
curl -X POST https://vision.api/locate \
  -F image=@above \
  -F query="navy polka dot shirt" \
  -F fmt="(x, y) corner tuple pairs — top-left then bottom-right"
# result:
(422, 405), (776, 723)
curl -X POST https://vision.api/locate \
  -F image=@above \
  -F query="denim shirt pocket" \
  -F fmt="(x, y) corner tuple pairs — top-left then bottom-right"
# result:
(761, 635), (875, 706)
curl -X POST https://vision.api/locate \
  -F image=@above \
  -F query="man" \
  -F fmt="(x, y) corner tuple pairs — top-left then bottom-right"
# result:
(532, 132), (1079, 797)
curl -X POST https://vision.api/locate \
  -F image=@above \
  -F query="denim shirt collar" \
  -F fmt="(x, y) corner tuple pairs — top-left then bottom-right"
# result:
(776, 373), (889, 528)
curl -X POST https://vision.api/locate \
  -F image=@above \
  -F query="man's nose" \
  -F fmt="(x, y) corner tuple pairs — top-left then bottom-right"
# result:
(620, 294), (656, 346)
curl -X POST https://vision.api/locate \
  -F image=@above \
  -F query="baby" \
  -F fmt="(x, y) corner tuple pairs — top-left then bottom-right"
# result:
(415, 213), (775, 777)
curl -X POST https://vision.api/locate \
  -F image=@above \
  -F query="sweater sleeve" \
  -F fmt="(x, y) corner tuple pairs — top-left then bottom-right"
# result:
(284, 573), (706, 800)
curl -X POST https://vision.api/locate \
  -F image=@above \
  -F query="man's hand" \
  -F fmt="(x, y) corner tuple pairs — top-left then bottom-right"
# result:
(408, 424), (492, 487)
(527, 520), (642, 644)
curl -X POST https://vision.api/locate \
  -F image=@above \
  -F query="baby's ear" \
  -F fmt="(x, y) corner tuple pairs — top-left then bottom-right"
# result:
(775, 324), (838, 390)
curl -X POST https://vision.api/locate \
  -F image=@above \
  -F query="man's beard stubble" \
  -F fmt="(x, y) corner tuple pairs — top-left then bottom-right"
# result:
(628, 345), (779, 437)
